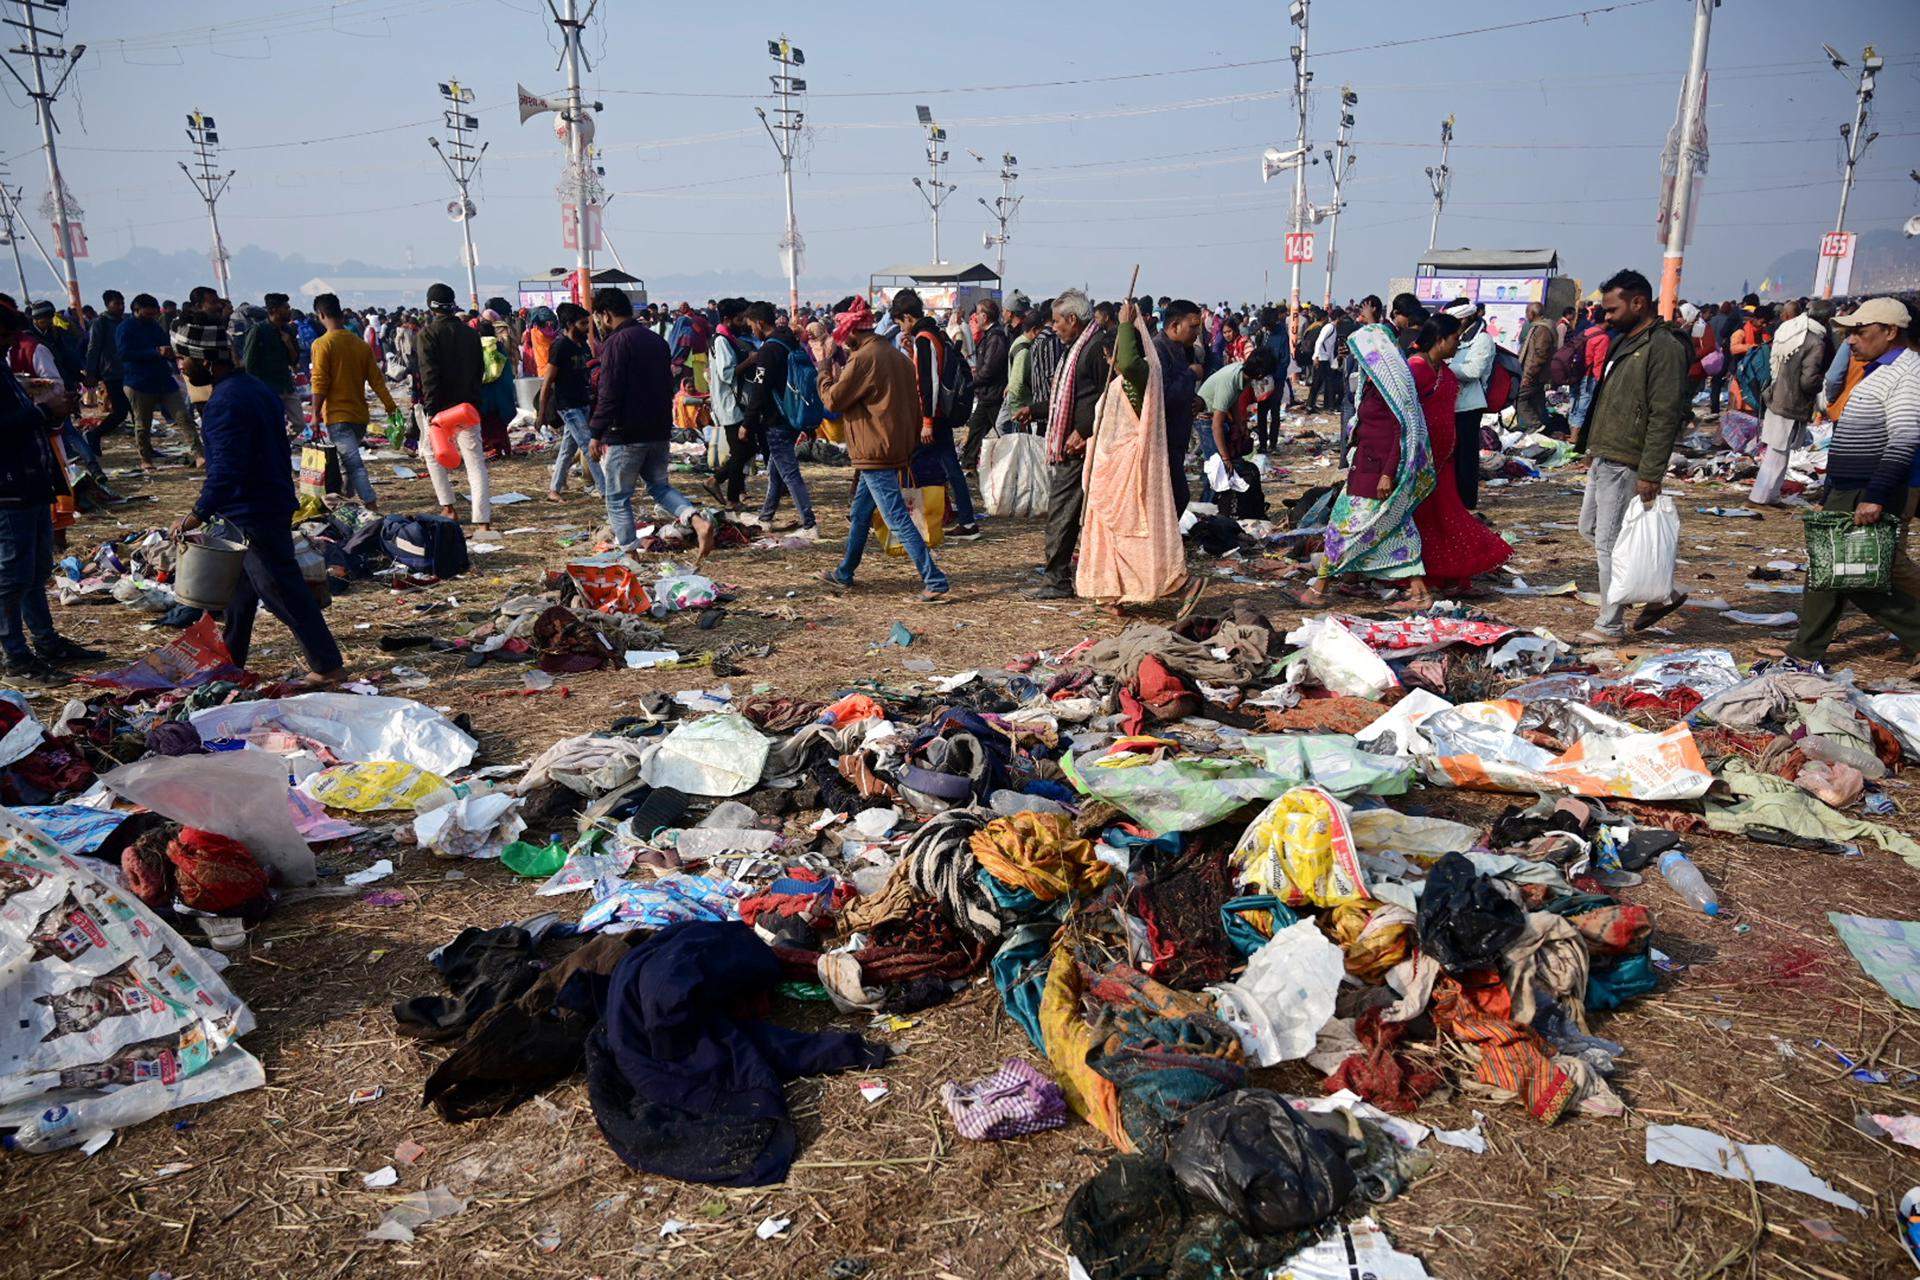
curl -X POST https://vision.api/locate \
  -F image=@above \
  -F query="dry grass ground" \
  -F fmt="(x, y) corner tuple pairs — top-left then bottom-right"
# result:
(5, 410), (1920, 1280)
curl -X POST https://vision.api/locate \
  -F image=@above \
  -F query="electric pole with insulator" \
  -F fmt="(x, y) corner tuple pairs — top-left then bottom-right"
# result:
(181, 111), (235, 301)
(912, 105), (955, 265)
(1321, 87), (1356, 308)
(429, 78), (486, 311)
(758, 35), (807, 319)
(978, 153), (1020, 284)
(1, 0), (84, 312)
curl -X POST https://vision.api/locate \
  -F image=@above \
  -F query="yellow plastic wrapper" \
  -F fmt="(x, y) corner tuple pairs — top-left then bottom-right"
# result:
(304, 761), (449, 812)
(1230, 784), (1371, 909)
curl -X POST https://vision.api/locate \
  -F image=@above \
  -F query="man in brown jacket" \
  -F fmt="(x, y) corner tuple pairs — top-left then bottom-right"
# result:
(818, 298), (949, 601)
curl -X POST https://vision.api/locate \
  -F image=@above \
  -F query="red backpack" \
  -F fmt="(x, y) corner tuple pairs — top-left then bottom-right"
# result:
(1484, 356), (1514, 413)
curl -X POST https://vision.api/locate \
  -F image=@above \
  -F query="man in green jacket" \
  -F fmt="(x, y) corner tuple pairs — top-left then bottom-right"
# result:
(1574, 268), (1693, 643)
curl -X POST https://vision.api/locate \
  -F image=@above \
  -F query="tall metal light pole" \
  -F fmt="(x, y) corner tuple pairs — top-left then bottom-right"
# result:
(181, 112), (235, 301)
(0, 163), (30, 302)
(1286, 0), (1311, 346)
(1822, 41), (1881, 298)
(757, 36), (807, 318)
(911, 105), (954, 264)
(1321, 87), (1356, 309)
(429, 79), (485, 310)
(1, 0), (83, 312)
(1656, 0), (1713, 319)
(552, 0), (600, 309)
(1424, 115), (1454, 253)
(978, 152), (1020, 283)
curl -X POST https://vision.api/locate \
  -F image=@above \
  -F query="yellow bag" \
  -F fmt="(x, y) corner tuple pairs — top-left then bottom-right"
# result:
(1230, 785), (1371, 909)
(304, 761), (449, 812)
(870, 470), (946, 558)
(298, 444), (335, 501)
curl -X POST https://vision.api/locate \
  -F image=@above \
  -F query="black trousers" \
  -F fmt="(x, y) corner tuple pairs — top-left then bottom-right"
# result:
(1043, 457), (1085, 590)
(1789, 486), (1920, 662)
(1254, 396), (1281, 453)
(1167, 415), (1194, 515)
(960, 392), (1003, 470)
(715, 420), (763, 505)
(223, 521), (343, 675)
(1454, 410), (1483, 511)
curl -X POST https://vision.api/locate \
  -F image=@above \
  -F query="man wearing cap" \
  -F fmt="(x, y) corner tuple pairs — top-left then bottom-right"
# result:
(167, 319), (345, 686)
(817, 296), (949, 603)
(1784, 297), (1920, 666)
(415, 282), (491, 529)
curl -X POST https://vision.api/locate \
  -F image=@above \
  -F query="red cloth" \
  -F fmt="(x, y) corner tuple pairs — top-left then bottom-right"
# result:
(1117, 655), (1201, 736)
(1344, 383), (1401, 497)
(166, 828), (268, 913)
(1323, 1007), (1444, 1114)
(1410, 355), (1512, 590)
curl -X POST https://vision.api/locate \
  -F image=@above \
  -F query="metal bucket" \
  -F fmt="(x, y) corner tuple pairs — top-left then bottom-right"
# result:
(174, 523), (250, 611)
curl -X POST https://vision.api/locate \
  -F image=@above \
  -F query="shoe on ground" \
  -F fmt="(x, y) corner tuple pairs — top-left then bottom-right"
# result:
(35, 635), (105, 663)
(1, 653), (67, 684)
(1028, 583), (1073, 600)
(1575, 627), (1626, 645)
(793, 525), (820, 542)
(1631, 592), (1689, 632)
(948, 523), (983, 541)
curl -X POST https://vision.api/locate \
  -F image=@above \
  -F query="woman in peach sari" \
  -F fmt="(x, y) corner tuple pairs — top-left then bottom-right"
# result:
(1076, 300), (1188, 613)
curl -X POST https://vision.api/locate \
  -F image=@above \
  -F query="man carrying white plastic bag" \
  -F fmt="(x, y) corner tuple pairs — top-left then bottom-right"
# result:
(1573, 268), (1693, 644)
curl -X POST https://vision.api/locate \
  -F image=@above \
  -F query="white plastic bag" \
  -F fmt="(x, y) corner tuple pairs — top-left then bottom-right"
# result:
(1605, 494), (1679, 607)
(101, 751), (316, 885)
(979, 432), (1050, 518)
(1205, 918), (1345, 1066)
(643, 713), (770, 796)
(187, 692), (477, 775)
(1284, 616), (1398, 699)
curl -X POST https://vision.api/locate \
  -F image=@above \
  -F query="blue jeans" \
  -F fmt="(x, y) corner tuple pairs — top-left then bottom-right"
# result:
(834, 469), (948, 593)
(223, 519), (343, 675)
(757, 424), (814, 527)
(602, 440), (695, 547)
(927, 426), (977, 525)
(1569, 374), (1597, 432)
(329, 422), (378, 505)
(550, 406), (606, 495)
(0, 504), (55, 659)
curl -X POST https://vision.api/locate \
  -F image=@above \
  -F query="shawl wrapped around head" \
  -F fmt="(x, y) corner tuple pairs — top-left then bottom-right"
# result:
(1076, 316), (1189, 604)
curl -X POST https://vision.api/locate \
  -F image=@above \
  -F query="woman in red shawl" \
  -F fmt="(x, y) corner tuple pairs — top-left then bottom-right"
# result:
(1410, 313), (1511, 595)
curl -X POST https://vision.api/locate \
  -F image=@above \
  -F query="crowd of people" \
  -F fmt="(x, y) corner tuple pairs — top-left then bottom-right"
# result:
(1, 265), (1918, 687)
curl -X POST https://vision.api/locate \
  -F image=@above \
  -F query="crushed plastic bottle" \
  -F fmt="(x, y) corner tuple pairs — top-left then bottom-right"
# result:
(1658, 851), (1719, 917)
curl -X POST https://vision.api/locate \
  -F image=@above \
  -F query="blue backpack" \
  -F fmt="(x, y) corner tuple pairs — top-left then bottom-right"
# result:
(772, 336), (825, 429)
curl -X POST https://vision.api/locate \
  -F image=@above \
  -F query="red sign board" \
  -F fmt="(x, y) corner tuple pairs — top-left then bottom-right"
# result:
(1820, 231), (1853, 258)
(1284, 232), (1315, 265)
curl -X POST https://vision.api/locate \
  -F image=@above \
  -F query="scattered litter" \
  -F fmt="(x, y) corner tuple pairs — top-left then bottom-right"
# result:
(755, 1215), (791, 1240)
(858, 1080), (889, 1104)
(344, 859), (395, 887)
(366, 1185), (469, 1243)
(1644, 1125), (1864, 1212)
(350, 1086), (385, 1106)
(363, 1165), (398, 1188)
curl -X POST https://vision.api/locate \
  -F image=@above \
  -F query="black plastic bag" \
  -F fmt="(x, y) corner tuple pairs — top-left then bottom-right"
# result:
(1416, 851), (1525, 973)
(1061, 1153), (1310, 1280)
(1166, 1089), (1355, 1236)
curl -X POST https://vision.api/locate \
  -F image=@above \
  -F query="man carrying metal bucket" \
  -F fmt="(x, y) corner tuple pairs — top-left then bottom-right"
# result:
(168, 318), (345, 686)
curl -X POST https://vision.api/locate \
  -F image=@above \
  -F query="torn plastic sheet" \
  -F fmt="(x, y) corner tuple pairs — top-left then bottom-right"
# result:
(1062, 751), (1289, 833)
(1240, 734), (1415, 797)
(11, 805), (128, 856)
(1271, 1215), (1433, 1279)
(1207, 918), (1345, 1066)
(0, 692), (45, 768)
(1419, 699), (1712, 802)
(101, 750), (317, 885)
(0, 807), (259, 1152)
(187, 692), (478, 775)
(1352, 689), (1453, 757)
(642, 713), (769, 797)
(412, 792), (524, 859)
(367, 1186), (471, 1243)
(1644, 1124), (1864, 1213)
(1624, 648), (1743, 700)
(0, 1044), (265, 1155)
(77, 614), (244, 693)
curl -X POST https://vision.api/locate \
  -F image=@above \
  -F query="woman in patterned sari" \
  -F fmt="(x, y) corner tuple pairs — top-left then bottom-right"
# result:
(1301, 322), (1435, 611)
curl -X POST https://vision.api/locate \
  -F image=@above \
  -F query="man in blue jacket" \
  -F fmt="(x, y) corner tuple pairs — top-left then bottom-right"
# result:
(84, 290), (129, 450)
(167, 319), (344, 685)
(117, 293), (201, 469)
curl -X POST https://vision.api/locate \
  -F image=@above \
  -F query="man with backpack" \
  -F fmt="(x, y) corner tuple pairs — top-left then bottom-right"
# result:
(708, 298), (758, 509)
(888, 288), (981, 541)
(417, 282), (491, 530)
(739, 300), (818, 539)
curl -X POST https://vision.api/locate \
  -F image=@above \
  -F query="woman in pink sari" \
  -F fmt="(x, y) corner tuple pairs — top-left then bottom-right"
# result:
(1076, 299), (1188, 612)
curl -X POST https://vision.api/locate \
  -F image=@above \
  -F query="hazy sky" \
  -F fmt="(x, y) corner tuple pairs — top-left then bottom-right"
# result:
(3, 0), (1916, 302)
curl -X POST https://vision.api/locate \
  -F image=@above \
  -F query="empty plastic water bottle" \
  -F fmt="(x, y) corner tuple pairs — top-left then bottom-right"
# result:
(1658, 851), (1719, 916)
